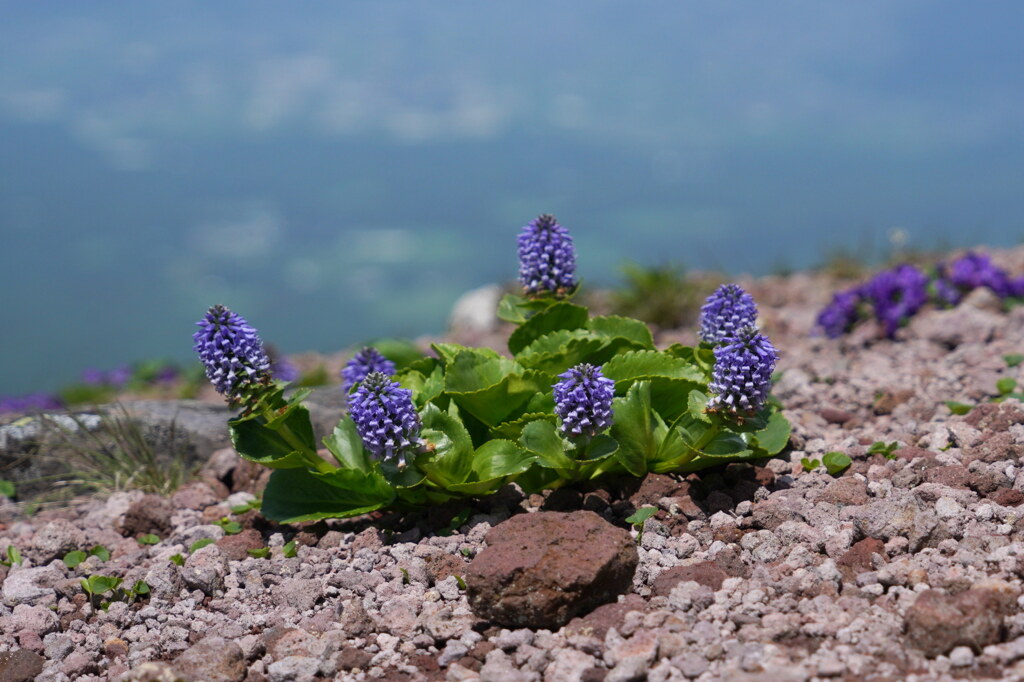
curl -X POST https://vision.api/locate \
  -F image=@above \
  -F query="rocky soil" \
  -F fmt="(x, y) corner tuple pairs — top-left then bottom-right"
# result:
(6, 248), (1024, 681)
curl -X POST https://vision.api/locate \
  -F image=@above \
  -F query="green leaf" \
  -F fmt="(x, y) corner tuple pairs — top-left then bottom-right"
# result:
(700, 432), (753, 459)
(867, 441), (899, 458)
(822, 451), (852, 476)
(745, 412), (791, 455)
(997, 377), (1018, 396)
(520, 420), (574, 470)
(609, 382), (657, 477)
(578, 434), (619, 463)
(0, 479), (15, 498)
(1005, 354), (1024, 368)
(131, 580), (150, 595)
(169, 554), (184, 566)
(445, 357), (549, 426)
(323, 418), (373, 472)
(496, 293), (529, 324)
(945, 401), (973, 415)
(85, 575), (122, 595)
(282, 540), (298, 558)
(229, 410), (311, 470)
(431, 343), (500, 367)
(603, 350), (705, 388)
(687, 390), (711, 424)
(418, 404), (474, 487)
(625, 506), (658, 527)
(218, 520), (243, 535)
(63, 550), (87, 568)
(137, 534), (160, 546)
(447, 440), (535, 495)
(587, 315), (655, 349)
(454, 575), (467, 590)
(261, 467), (395, 523)
(508, 302), (589, 355)
(189, 538), (215, 553)
(490, 413), (556, 441)
(247, 548), (271, 559)
(7, 546), (22, 565)
(515, 329), (607, 374)
(367, 338), (424, 369)
(801, 458), (820, 472)
(89, 545), (110, 562)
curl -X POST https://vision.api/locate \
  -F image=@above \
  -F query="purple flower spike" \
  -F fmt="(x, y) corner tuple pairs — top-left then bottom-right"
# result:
(817, 287), (863, 339)
(192, 304), (272, 402)
(862, 264), (929, 338)
(342, 347), (396, 393)
(553, 363), (615, 439)
(708, 327), (777, 417)
(699, 284), (759, 345)
(517, 214), (577, 297)
(349, 372), (421, 466)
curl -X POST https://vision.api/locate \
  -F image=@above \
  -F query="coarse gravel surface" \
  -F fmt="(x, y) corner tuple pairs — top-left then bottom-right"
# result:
(5, 248), (1024, 681)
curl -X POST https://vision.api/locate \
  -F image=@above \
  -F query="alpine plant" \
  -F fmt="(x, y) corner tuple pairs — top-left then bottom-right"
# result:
(193, 304), (271, 404)
(708, 327), (777, 417)
(862, 264), (929, 338)
(817, 288), (863, 339)
(553, 363), (615, 439)
(342, 347), (396, 393)
(348, 372), (421, 467)
(517, 214), (577, 297)
(699, 284), (759, 345)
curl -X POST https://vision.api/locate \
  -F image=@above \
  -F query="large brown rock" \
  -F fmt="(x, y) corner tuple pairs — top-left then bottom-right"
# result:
(464, 510), (637, 629)
(904, 588), (1009, 657)
(172, 636), (245, 681)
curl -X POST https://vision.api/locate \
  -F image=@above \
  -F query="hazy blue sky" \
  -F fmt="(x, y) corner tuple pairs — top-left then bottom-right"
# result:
(2, 2), (1023, 393)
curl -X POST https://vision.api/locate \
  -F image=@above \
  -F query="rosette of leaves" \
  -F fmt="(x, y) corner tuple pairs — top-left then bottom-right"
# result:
(225, 292), (789, 523)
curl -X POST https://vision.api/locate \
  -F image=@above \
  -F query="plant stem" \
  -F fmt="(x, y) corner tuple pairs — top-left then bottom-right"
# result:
(273, 423), (335, 474)
(689, 423), (721, 454)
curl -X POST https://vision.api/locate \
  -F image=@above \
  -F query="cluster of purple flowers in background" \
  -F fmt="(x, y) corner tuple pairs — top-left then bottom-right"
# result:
(517, 214), (577, 297)
(0, 393), (63, 414)
(553, 363), (615, 439)
(817, 252), (1023, 339)
(699, 284), (778, 417)
(341, 347), (396, 394)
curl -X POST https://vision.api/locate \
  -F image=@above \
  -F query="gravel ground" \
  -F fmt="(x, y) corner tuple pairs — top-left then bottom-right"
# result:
(5, 248), (1024, 681)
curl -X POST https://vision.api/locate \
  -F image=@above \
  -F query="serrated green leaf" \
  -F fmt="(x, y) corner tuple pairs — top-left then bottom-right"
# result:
(822, 451), (852, 475)
(945, 401), (973, 415)
(603, 350), (705, 388)
(609, 381), (656, 477)
(229, 402), (315, 470)
(520, 420), (574, 470)
(446, 440), (536, 495)
(63, 550), (87, 568)
(497, 293), (529, 324)
(446, 356), (548, 426)
(260, 467), (395, 523)
(515, 329), (606, 373)
(323, 418), (373, 472)
(688, 390), (711, 423)
(587, 315), (655, 349)
(417, 404), (474, 486)
(490, 413), (556, 441)
(746, 412), (791, 455)
(507, 302), (589, 355)
(431, 343), (500, 367)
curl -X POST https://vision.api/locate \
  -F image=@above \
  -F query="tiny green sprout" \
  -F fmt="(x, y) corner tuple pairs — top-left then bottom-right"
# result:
(230, 497), (260, 514)
(1, 545), (23, 567)
(89, 545), (111, 562)
(439, 508), (472, 537)
(997, 378), (1018, 397)
(216, 518), (243, 535)
(0, 479), (15, 498)
(63, 550), (87, 568)
(867, 441), (900, 460)
(189, 538), (215, 553)
(130, 580), (150, 598)
(822, 451), (852, 476)
(281, 540), (298, 558)
(169, 554), (185, 566)
(1005, 354), (1024, 368)
(460, 547), (472, 558)
(945, 401), (973, 416)
(246, 547), (271, 559)
(454, 575), (467, 590)
(625, 506), (658, 545)
(801, 458), (821, 473)
(399, 567), (410, 584)
(80, 574), (124, 607)
(137, 534), (160, 546)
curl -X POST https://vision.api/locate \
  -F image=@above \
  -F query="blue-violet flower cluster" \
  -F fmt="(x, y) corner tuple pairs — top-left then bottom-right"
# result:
(862, 264), (929, 338)
(707, 328), (777, 416)
(935, 252), (1024, 305)
(699, 284), (759, 345)
(342, 347), (396, 393)
(553, 363), (615, 439)
(193, 304), (272, 402)
(349, 372), (421, 466)
(517, 214), (577, 297)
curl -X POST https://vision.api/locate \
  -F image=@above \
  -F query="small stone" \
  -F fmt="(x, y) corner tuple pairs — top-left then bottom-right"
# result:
(115, 661), (181, 681)
(0, 649), (45, 682)
(905, 588), (1009, 657)
(215, 528), (264, 561)
(172, 636), (246, 681)
(543, 648), (597, 682)
(337, 645), (373, 671)
(673, 653), (709, 679)
(267, 656), (320, 682)
(272, 579), (321, 613)
(30, 520), (86, 564)
(2, 564), (63, 606)
(949, 646), (975, 667)
(181, 544), (228, 595)
(651, 561), (729, 596)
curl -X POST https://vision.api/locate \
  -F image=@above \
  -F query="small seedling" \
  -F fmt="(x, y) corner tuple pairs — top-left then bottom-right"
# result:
(822, 451), (852, 476)
(169, 554), (185, 566)
(459, 547), (472, 558)
(997, 378), (1018, 396)
(625, 506), (658, 545)
(230, 497), (261, 514)
(189, 538), (215, 553)
(439, 508), (472, 537)
(945, 401), (973, 415)
(80, 575), (123, 607)
(399, 567), (410, 584)
(1005, 354), (1024, 368)
(0, 479), (15, 498)
(215, 518), (243, 535)
(137, 534), (160, 546)
(281, 540), (297, 558)
(867, 441), (900, 460)
(1, 545), (23, 567)
(454, 575), (467, 590)
(801, 458), (820, 472)
(246, 547), (270, 559)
